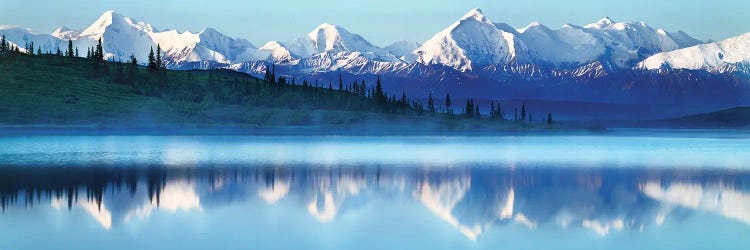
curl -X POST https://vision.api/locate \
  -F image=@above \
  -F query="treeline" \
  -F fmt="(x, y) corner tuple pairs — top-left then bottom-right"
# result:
(0, 35), (555, 125)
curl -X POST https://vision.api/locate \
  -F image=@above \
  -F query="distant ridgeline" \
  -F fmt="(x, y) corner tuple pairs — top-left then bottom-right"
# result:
(0, 36), (565, 133)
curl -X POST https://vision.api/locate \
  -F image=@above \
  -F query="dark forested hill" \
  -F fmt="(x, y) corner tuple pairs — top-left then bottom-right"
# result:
(654, 107), (750, 128)
(0, 48), (573, 134)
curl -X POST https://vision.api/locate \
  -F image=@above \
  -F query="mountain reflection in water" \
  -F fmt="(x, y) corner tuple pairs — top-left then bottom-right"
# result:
(2, 166), (749, 241)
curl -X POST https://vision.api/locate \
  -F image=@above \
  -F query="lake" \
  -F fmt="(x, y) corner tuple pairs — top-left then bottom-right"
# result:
(1, 130), (749, 249)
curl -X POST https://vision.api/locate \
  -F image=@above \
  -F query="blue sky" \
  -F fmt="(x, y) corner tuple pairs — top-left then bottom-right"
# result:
(2, 0), (748, 46)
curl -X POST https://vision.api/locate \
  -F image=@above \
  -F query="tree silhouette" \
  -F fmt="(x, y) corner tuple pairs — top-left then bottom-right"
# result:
(67, 39), (74, 58)
(445, 93), (452, 115)
(155, 44), (162, 69)
(494, 103), (503, 120)
(338, 73), (343, 90)
(427, 92), (435, 114)
(147, 47), (156, 71)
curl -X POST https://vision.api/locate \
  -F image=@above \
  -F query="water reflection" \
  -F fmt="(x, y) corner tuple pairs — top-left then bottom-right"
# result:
(2, 166), (749, 241)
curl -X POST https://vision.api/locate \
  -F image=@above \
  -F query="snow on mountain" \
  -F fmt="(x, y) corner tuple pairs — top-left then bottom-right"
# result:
(75, 10), (160, 61)
(415, 8), (526, 72)
(580, 17), (702, 67)
(41, 10), (267, 67)
(0, 26), (65, 53)
(258, 41), (296, 63)
(639, 32), (750, 73)
(517, 23), (606, 67)
(151, 27), (266, 66)
(260, 23), (400, 62)
(51, 26), (80, 40)
(385, 41), (421, 62)
(414, 10), (702, 72)
(255, 23), (404, 73)
(2, 9), (705, 74)
(307, 23), (384, 56)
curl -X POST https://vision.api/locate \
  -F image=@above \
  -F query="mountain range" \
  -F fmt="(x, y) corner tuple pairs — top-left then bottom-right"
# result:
(2, 8), (749, 109)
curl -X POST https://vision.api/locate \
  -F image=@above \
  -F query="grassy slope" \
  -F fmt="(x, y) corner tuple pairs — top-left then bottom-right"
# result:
(0, 55), (578, 134)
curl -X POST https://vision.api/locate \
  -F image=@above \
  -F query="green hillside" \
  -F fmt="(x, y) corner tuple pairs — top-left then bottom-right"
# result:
(0, 49), (573, 134)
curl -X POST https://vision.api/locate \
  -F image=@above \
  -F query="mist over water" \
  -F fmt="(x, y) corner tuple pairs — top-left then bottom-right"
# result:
(1, 130), (749, 168)
(1, 130), (749, 249)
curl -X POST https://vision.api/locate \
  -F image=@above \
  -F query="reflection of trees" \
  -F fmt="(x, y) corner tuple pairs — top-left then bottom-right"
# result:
(1, 166), (749, 238)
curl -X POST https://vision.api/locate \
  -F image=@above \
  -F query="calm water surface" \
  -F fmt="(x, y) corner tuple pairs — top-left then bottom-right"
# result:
(1, 131), (749, 249)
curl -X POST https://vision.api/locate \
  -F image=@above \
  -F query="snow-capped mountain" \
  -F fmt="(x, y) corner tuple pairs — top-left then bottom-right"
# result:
(248, 23), (414, 73)
(385, 41), (421, 61)
(70, 10), (268, 65)
(0, 8), (704, 73)
(258, 23), (403, 66)
(0, 26), (65, 53)
(1, 9), (748, 107)
(51, 26), (80, 40)
(415, 8), (526, 72)
(638, 32), (750, 74)
(414, 9), (702, 72)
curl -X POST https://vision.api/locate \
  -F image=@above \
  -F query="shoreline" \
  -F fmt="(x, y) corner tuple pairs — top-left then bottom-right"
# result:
(0, 124), (607, 136)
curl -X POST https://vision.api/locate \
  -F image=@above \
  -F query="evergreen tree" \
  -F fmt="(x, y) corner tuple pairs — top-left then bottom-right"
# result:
(127, 55), (138, 86)
(375, 76), (386, 104)
(86, 48), (91, 59)
(427, 92), (435, 114)
(521, 104), (527, 122)
(95, 38), (104, 62)
(264, 65), (272, 82)
(529, 114), (533, 123)
(465, 99), (474, 118)
(474, 106), (480, 119)
(547, 113), (553, 125)
(155, 44), (162, 69)
(496, 103), (503, 120)
(490, 101), (495, 117)
(75, 47), (79, 57)
(67, 39), (74, 58)
(37, 48), (42, 56)
(445, 93), (452, 115)
(338, 73), (343, 90)
(56, 47), (62, 56)
(147, 47), (155, 71)
(0, 35), (6, 54)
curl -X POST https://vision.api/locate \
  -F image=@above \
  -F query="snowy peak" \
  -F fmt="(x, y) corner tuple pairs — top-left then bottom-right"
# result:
(518, 22), (548, 33)
(639, 32), (750, 72)
(414, 10), (704, 71)
(79, 10), (155, 39)
(415, 8), (523, 72)
(51, 26), (80, 39)
(306, 23), (378, 53)
(461, 8), (487, 22)
(256, 22), (404, 67)
(385, 41), (421, 62)
(585, 17), (615, 29)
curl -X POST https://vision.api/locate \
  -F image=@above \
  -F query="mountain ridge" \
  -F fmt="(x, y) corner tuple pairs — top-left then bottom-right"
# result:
(1, 9), (748, 107)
